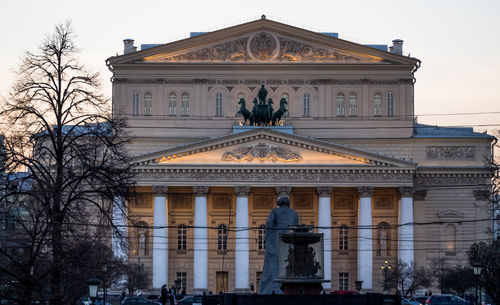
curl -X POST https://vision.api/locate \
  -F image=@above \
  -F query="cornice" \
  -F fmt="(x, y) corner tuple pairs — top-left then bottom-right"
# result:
(132, 167), (414, 187)
(114, 77), (413, 85)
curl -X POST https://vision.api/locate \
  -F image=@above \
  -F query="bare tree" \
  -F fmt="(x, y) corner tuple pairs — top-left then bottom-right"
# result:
(385, 260), (432, 298)
(0, 22), (133, 305)
(468, 242), (500, 305)
(124, 261), (150, 297)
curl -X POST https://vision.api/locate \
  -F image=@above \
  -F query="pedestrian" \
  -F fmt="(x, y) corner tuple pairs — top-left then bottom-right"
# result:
(160, 284), (168, 305)
(181, 288), (186, 296)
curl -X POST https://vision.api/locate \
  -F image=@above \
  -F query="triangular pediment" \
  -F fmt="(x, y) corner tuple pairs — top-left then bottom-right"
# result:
(437, 210), (464, 219)
(108, 18), (418, 66)
(132, 128), (417, 170)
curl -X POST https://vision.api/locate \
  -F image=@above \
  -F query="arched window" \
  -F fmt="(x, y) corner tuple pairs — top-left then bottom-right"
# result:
(281, 93), (289, 117)
(303, 93), (311, 117)
(177, 224), (187, 251)
(144, 92), (152, 116)
(339, 225), (348, 251)
(135, 221), (149, 256)
(215, 92), (223, 117)
(337, 93), (345, 117)
(217, 224), (228, 251)
(132, 92), (139, 116)
(445, 224), (456, 255)
(374, 93), (382, 116)
(169, 93), (177, 115)
(349, 93), (357, 117)
(181, 93), (189, 116)
(258, 224), (265, 251)
(387, 92), (394, 117)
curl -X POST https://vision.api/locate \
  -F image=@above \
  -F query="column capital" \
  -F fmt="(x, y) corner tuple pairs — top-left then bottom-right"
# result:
(399, 187), (414, 198)
(193, 186), (209, 196)
(152, 185), (168, 194)
(316, 186), (332, 197)
(234, 186), (251, 196)
(358, 187), (374, 198)
(275, 186), (292, 198)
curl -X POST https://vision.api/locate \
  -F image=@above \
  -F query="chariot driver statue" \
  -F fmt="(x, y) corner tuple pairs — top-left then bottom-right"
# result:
(257, 84), (268, 105)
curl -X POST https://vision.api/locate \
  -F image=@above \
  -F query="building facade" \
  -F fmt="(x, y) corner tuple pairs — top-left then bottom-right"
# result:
(107, 17), (494, 294)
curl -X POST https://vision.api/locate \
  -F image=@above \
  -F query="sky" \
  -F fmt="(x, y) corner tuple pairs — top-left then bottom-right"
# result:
(1, 0), (499, 131)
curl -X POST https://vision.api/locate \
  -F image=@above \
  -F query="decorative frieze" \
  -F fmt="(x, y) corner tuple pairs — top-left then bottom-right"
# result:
(114, 77), (410, 85)
(222, 142), (302, 162)
(415, 174), (489, 186)
(426, 146), (475, 160)
(135, 169), (414, 185)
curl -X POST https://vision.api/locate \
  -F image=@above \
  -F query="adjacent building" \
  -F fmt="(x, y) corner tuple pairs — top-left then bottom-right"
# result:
(106, 17), (494, 294)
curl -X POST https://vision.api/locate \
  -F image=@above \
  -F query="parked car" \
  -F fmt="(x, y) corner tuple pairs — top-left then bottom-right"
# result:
(329, 290), (360, 295)
(426, 295), (470, 305)
(411, 296), (430, 304)
(122, 296), (161, 305)
(403, 297), (423, 305)
(175, 296), (202, 305)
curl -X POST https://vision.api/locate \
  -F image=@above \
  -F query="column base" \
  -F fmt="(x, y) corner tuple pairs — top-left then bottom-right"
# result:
(233, 288), (251, 294)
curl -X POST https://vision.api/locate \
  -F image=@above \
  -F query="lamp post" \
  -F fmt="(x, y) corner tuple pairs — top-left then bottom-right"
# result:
(87, 277), (101, 305)
(472, 262), (482, 305)
(380, 259), (392, 293)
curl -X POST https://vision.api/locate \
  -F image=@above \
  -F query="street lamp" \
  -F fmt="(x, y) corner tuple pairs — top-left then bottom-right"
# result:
(87, 277), (101, 305)
(472, 262), (483, 305)
(381, 259), (392, 293)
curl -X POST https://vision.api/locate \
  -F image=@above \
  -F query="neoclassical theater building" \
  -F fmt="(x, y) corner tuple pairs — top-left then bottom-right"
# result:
(106, 17), (494, 294)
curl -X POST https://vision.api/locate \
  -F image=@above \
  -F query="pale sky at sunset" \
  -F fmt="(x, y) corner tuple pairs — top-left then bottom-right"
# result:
(1, 0), (499, 131)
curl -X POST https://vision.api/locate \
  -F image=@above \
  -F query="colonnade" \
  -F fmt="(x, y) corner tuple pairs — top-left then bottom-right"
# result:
(113, 185), (414, 292)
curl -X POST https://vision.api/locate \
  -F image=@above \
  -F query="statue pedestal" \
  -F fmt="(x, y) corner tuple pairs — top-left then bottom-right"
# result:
(277, 279), (328, 295)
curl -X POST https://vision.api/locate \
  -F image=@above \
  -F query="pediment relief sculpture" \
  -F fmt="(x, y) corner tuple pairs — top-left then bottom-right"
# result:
(222, 142), (302, 162)
(154, 31), (379, 63)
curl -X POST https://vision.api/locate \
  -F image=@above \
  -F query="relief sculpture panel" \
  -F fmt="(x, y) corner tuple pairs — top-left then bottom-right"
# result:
(426, 146), (474, 159)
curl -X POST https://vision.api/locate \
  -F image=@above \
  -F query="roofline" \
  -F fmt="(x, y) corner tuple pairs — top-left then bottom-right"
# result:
(107, 18), (419, 67)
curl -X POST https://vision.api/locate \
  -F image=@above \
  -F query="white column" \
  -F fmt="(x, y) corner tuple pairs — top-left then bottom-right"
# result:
(112, 196), (128, 262)
(399, 187), (414, 266)
(357, 187), (373, 290)
(234, 186), (250, 292)
(317, 187), (332, 290)
(153, 186), (168, 289)
(193, 186), (209, 293)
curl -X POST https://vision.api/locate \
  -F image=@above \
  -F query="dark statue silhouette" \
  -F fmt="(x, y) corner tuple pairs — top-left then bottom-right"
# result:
(235, 85), (287, 126)
(259, 197), (298, 294)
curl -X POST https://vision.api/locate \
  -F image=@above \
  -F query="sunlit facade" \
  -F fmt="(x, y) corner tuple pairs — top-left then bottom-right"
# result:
(107, 18), (493, 294)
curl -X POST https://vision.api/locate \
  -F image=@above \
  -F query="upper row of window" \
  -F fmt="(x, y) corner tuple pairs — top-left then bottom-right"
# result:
(131, 92), (396, 117)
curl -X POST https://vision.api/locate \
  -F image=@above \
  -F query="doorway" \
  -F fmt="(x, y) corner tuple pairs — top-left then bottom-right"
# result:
(216, 271), (228, 293)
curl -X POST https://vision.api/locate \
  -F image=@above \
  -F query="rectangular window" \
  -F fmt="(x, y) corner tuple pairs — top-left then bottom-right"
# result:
(339, 226), (348, 251)
(176, 272), (187, 292)
(339, 272), (349, 291)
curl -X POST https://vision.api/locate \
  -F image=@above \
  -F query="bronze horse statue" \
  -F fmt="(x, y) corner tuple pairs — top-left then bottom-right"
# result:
(271, 98), (288, 126)
(236, 98), (254, 125)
